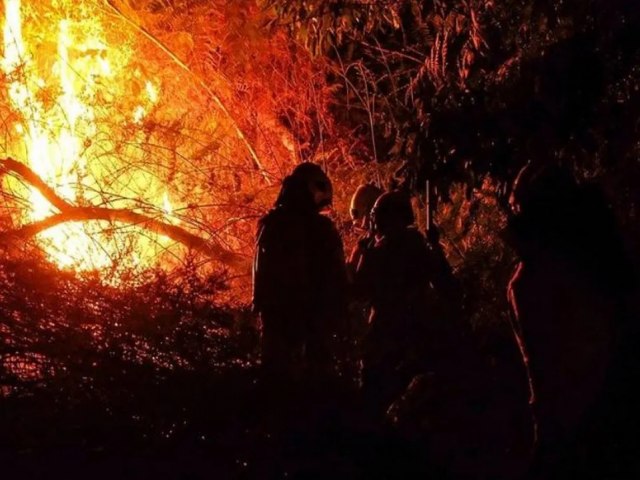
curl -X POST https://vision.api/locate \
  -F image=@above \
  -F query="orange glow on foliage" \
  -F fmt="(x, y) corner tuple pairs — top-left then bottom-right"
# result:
(0, 0), (327, 296)
(2, 0), (177, 273)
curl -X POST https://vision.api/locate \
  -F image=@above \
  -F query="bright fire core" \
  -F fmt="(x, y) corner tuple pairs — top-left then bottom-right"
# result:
(2, 0), (177, 273)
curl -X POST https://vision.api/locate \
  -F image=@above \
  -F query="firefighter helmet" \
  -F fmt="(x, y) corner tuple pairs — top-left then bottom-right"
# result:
(350, 183), (383, 227)
(371, 191), (415, 235)
(290, 162), (333, 209)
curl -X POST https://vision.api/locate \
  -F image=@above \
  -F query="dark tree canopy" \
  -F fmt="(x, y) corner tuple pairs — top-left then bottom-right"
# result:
(267, 0), (640, 211)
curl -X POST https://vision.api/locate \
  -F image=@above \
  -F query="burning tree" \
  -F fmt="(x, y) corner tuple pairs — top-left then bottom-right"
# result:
(0, 0), (339, 290)
(0, 0), (342, 447)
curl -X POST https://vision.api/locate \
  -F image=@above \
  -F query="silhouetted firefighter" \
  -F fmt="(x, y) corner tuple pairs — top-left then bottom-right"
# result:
(350, 183), (383, 231)
(352, 191), (435, 418)
(339, 183), (383, 379)
(347, 183), (383, 279)
(505, 164), (638, 478)
(252, 163), (347, 384)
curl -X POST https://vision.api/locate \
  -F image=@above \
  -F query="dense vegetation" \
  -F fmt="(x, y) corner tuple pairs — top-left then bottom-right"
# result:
(1, 0), (639, 477)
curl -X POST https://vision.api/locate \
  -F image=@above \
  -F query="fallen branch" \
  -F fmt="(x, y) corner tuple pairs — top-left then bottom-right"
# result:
(0, 157), (247, 268)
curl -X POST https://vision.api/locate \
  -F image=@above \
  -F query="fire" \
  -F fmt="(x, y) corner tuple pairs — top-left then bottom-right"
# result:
(162, 191), (172, 216)
(1, 0), (179, 274)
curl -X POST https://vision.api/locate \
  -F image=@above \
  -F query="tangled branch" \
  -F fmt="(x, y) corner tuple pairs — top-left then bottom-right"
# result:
(104, 0), (272, 185)
(0, 158), (247, 268)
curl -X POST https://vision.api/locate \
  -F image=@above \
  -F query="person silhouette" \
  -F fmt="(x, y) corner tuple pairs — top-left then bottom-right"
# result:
(505, 164), (637, 478)
(253, 163), (348, 384)
(352, 191), (435, 418)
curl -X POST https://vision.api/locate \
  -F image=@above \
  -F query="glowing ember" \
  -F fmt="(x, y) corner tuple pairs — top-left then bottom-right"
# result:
(2, 0), (177, 273)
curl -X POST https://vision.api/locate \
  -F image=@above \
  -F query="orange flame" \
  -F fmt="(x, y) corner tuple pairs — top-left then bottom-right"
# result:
(2, 0), (178, 275)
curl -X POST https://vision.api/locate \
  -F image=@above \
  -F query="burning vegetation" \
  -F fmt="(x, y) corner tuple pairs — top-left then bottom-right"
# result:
(0, 0), (639, 478)
(0, 0), (333, 286)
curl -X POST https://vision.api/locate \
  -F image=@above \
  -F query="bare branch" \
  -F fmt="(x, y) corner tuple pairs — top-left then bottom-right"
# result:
(0, 157), (248, 269)
(104, 0), (272, 185)
(0, 158), (69, 212)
